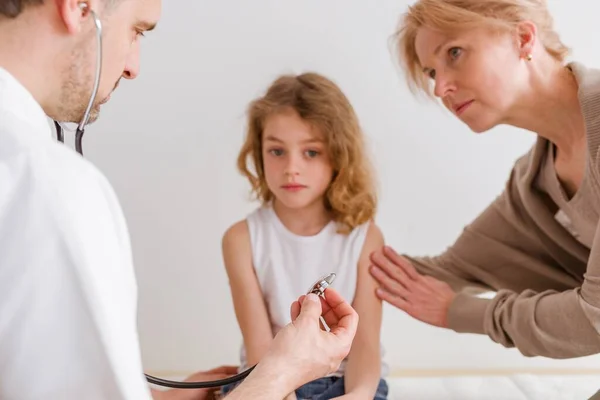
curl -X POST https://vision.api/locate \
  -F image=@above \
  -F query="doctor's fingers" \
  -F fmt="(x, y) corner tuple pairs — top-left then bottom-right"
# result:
(294, 294), (327, 321)
(297, 288), (349, 324)
(294, 289), (357, 337)
(290, 299), (301, 321)
(295, 293), (327, 328)
(319, 289), (358, 340)
(292, 297), (329, 332)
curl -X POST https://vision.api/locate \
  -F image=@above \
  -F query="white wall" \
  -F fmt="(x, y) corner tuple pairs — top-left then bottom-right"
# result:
(71, 0), (600, 373)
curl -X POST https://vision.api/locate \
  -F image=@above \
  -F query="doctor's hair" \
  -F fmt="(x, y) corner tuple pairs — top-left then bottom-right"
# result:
(396, 0), (570, 97)
(237, 72), (377, 234)
(0, 0), (42, 18)
(0, 0), (121, 18)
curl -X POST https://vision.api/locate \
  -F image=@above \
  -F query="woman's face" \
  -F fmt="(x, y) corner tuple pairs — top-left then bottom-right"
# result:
(414, 25), (532, 133)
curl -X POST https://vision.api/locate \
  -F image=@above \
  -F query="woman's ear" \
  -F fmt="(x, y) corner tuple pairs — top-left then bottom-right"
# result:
(515, 20), (537, 60)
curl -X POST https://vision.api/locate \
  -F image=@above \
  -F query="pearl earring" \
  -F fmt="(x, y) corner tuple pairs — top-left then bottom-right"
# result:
(526, 53), (533, 61)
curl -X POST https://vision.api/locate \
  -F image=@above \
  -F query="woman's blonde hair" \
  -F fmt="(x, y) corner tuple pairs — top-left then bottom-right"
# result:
(396, 0), (570, 96)
(237, 72), (377, 234)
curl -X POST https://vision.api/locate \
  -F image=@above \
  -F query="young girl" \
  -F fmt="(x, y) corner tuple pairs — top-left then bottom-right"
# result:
(221, 72), (388, 399)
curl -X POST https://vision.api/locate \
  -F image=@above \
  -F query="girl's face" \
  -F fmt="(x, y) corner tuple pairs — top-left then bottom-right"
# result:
(414, 25), (532, 133)
(261, 109), (333, 211)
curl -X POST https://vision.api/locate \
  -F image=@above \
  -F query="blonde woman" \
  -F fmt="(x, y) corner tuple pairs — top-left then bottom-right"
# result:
(370, 0), (600, 358)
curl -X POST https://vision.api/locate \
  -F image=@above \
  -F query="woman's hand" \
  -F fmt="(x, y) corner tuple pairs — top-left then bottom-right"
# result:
(369, 246), (456, 328)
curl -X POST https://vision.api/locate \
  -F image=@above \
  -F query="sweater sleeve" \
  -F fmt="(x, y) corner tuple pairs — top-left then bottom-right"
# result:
(405, 165), (600, 358)
(471, 229), (600, 358)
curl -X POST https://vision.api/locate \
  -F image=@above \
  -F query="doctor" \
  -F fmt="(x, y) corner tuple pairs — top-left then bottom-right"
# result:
(0, 0), (359, 399)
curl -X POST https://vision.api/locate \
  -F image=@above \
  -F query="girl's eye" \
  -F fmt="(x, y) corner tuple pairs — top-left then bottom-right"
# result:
(269, 149), (284, 156)
(305, 150), (319, 158)
(448, 47), (462, 60)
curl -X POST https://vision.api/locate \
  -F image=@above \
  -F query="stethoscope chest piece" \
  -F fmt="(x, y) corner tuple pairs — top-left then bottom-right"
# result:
(307, 273), (336, 297)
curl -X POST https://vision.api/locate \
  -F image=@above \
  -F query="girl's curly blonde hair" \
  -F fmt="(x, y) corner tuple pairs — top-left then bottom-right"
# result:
(237, 72), (377, 234)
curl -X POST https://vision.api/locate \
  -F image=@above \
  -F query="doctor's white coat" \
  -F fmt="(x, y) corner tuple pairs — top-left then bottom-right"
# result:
(0, 67), (152, 399)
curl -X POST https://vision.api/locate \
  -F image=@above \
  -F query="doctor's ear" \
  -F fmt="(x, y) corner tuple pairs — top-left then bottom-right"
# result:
(56, 0), (98, 35)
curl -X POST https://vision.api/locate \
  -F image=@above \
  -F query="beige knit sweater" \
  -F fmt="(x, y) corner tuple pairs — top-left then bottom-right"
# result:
(406, 62), (600, 358)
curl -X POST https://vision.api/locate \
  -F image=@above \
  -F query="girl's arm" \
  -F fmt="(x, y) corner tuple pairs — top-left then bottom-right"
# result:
(338, 223), (385, 399)
(222, 221), (274, 366)
(222, 221), (298, 399)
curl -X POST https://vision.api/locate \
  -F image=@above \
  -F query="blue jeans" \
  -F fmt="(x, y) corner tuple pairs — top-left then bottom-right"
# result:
(295, 376), (388, 399)
(221, 376), (388, 399)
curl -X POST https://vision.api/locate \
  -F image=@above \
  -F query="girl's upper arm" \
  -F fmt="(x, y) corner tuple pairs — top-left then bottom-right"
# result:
(353, 222), (385, 325)
(343, 222), (385, 395)
(222, 220), (273, 365)
(350, 222), (385, 352)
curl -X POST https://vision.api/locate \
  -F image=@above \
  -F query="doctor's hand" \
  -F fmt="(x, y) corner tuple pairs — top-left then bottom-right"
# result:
(151, 365), (238, 400)
(369, 246), (456, 328)
(261, 288), (359, 392)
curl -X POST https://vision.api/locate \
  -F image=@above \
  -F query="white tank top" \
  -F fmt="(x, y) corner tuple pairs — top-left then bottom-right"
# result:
(239, 204), (387, 377)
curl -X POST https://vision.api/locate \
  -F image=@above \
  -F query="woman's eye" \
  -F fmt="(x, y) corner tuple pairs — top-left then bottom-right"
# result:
(269, 149), (284, 156)
(305, 150), (319, 158)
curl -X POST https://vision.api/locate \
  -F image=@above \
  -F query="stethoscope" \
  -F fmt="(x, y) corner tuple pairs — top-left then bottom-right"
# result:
(146, 272), (337, 390)
(55, 3), (337, 390)
(52, 2), (100, 156)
